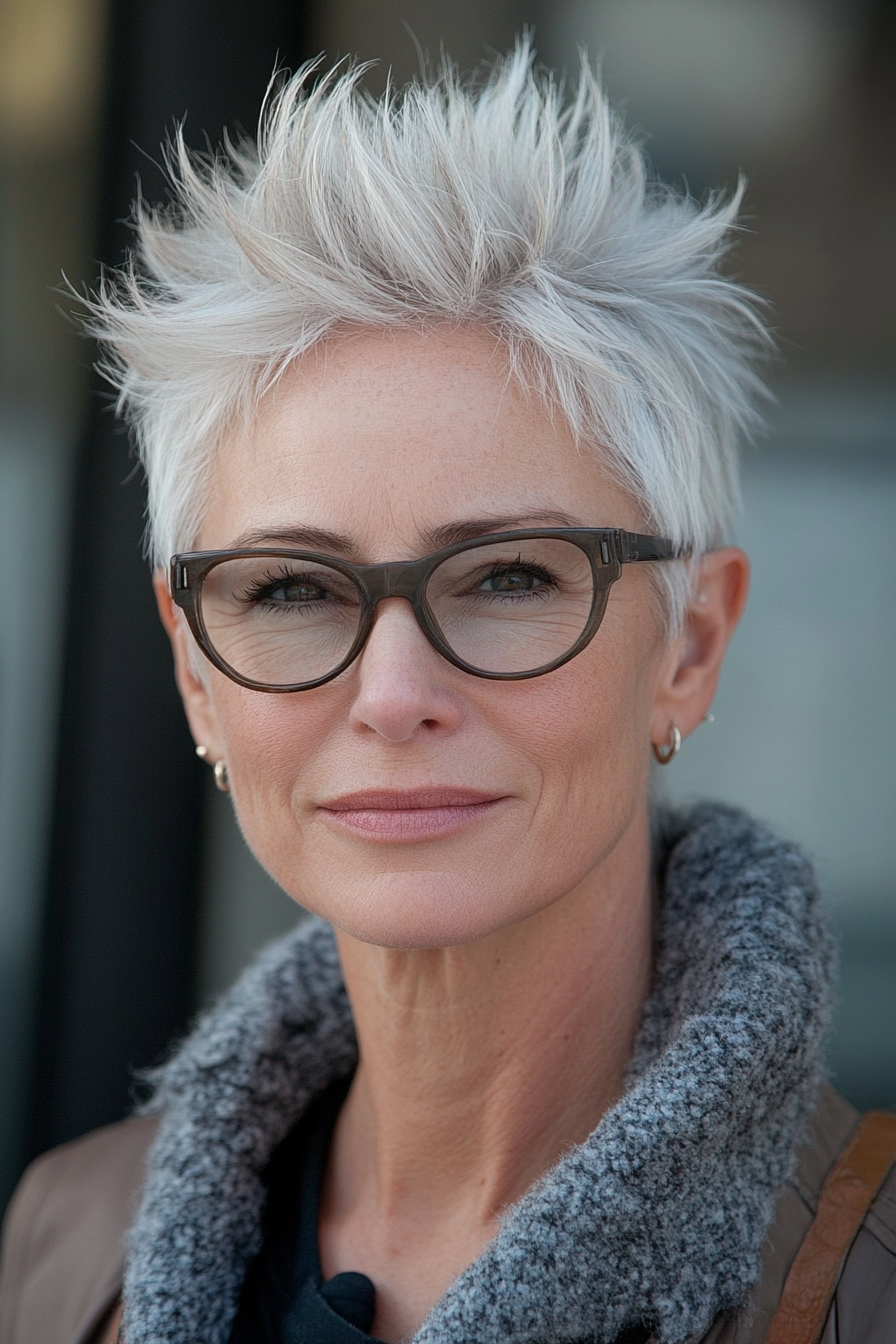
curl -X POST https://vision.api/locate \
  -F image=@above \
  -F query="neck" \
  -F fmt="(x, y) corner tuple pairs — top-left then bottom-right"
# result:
(321, 806), (654, 1338)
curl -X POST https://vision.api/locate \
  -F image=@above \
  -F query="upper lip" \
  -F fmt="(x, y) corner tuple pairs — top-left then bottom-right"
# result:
(320, 787), (506, 811)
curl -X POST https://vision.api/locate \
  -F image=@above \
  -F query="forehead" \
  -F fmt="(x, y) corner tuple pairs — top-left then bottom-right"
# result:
(200, 326), (641, 554)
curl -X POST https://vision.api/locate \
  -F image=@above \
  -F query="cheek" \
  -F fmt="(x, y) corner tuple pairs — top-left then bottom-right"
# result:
(205, 678), (339, 846)
(512, 608), (660, 842)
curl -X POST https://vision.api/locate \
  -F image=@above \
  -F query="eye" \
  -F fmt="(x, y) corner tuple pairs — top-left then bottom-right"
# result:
(242, 567), (337, 606)
(267, 576), (328, 603)
(476, 561), (556, 595)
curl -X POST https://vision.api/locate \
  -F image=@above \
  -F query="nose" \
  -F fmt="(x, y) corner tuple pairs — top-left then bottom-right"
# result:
(347, 598), (466, 742)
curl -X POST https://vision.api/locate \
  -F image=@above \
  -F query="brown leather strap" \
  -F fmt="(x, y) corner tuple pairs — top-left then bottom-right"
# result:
(765, 1109), (896, 1344)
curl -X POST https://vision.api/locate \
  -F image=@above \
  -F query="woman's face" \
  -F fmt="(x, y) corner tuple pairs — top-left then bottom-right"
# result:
(165, 327), (683, 948)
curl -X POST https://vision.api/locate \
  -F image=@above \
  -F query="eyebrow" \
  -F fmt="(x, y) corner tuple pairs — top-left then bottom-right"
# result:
(228, 511), (585, 558)
(422, 511), (584, 549)
(229, 525), (360, 555)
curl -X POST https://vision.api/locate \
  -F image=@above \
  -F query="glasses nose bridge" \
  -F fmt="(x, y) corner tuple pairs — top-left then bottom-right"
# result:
(359, 559), (437, 660)
(368, 558), (427, 607)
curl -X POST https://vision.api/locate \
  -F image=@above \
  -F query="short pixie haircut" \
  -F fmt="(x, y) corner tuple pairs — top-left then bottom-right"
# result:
(84, 41), (771, 630)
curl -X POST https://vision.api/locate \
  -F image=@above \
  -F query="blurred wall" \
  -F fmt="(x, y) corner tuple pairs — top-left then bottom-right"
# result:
(315, 0), (535, 84)
(0, 0), (106, 1210)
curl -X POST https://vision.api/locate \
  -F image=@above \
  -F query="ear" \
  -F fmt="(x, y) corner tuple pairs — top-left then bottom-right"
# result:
(153, 569), (225, 759)
(650, 548), (749, 748)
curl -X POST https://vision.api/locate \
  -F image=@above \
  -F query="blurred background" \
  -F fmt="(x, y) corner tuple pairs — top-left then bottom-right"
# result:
(1, 0), (894, 1210)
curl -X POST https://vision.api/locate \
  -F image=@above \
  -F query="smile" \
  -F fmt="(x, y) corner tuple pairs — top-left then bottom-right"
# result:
(318, 788), (508, 842)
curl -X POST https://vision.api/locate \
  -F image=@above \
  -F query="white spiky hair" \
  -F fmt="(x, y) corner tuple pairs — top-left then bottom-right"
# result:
(83, 40), (772, 629)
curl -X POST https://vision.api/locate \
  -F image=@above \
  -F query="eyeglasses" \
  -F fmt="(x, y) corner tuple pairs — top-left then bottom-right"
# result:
(170, 528), (684, 692)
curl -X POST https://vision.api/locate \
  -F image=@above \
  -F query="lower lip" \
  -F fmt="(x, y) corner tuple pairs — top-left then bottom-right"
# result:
(320, 799), (504, 842)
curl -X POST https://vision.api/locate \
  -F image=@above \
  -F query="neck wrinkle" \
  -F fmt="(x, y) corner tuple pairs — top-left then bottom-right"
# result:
(330, 806), (653, 1225)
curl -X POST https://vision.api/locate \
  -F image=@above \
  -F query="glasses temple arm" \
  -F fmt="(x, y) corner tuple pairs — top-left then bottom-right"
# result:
(616, 531), (689, 563)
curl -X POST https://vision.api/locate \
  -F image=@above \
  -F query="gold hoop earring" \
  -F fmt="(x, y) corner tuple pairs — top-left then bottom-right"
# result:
(652, 724), (681, 765)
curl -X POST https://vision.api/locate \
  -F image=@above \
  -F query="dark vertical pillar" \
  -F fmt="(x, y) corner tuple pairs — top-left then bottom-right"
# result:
(30, 0), (311, 1156)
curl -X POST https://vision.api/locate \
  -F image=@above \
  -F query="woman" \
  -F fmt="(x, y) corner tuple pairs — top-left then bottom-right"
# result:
(2, 44), (894, 1344)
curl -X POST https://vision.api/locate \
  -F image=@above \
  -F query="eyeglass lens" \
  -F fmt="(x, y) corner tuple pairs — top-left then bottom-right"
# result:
(198, 538), (596, 687)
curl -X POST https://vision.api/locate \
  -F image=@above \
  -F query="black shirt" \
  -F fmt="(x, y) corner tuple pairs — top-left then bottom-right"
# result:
(229, 1076), (383, 1344)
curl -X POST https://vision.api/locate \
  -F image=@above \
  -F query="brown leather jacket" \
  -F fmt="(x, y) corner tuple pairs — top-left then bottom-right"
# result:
(1, 1086), (894, 1344)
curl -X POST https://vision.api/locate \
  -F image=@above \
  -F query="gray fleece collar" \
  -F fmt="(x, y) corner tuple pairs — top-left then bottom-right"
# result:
(123, 805), (835, 1344)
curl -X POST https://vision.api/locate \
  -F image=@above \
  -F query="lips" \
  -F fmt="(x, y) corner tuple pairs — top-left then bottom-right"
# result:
(318, 787), (507, 842)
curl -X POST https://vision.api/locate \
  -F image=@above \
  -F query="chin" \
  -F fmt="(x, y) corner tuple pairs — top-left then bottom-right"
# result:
(303, 869), (534, 950)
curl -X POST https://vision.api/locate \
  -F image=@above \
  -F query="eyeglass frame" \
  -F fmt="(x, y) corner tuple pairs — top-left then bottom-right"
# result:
(169, 527), (686, 693)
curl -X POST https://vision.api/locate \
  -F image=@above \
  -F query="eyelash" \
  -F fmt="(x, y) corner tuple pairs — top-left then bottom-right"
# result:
(240, 565), (324, 603)
(476, 559), (558, 587)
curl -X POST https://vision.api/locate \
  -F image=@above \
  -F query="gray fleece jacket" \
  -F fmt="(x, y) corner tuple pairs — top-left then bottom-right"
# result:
(121, 804), (836, 1344)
